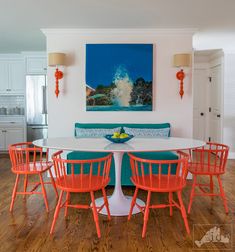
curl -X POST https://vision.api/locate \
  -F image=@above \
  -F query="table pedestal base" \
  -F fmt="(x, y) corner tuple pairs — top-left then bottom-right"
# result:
(93, 152), (145, 216)
(95, 195), (145, 216)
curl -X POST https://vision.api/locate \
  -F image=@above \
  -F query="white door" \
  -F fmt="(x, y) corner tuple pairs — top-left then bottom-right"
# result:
(209, 65), (222, 143)
(193, 69), (207, 140)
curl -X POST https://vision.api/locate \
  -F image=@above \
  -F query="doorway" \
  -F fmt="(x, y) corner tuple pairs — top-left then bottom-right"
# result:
(193, 49), (223, 142)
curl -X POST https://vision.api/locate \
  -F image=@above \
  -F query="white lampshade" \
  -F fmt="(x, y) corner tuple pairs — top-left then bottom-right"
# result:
(48, 53), (66, 66)
(173, 54), (191, 67)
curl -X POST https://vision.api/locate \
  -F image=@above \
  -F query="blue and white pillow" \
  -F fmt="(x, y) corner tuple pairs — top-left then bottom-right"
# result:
(75, 127), (121, 138)
(123, 127), (170, 137)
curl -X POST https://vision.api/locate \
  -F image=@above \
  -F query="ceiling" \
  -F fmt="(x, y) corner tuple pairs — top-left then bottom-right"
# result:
(1, 0), (235, 53)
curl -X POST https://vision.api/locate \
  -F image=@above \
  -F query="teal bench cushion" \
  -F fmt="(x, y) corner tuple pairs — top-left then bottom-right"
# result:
(75, 122), (171, 137)
(69, 122), (175, 185)
(67, 151), (116, 185)
(127, 151), (178, 178)
(75, 127), (122, 138)
(67, 150), (178, 186)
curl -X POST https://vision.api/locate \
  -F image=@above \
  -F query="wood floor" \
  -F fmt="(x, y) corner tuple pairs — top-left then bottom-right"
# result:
(0, 154), (234, 252)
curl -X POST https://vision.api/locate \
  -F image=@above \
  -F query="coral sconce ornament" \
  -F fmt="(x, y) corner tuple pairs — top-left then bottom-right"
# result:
(173, 53), (191, 99)
(54, 68), (63, 98)
(48, 53), (66, 98)
(176, 69), (185, 99)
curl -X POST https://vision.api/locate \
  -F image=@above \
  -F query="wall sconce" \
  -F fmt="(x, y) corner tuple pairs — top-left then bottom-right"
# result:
(173, 53), (191, 99)
(48, 52), (66, 98)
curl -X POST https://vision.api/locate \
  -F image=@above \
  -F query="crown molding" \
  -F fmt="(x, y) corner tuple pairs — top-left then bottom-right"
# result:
(223, 49), (235, 54)
(21, 51), (46, 56)
(41, 28), (197, 37)
(0, 53), (23, 59)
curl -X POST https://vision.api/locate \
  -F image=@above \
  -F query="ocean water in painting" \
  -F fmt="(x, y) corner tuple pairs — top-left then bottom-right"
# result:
(87, 105), (152, 111)
(86, 44), (153, 111)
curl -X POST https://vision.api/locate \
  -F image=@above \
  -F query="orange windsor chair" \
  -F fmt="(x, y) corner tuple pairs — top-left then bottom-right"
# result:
(9, 142), (58, 212)
(187, 142), (229, 214)
(50, 151), (112, 238)
(128, 151), (190, 238)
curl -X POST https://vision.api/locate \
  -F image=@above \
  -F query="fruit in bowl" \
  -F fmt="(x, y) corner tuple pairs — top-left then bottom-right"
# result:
(120, 133), (129, 139)
(111, 132), (129, 139)
(105, 129), (134, 143)
(111, 132), (120, 138)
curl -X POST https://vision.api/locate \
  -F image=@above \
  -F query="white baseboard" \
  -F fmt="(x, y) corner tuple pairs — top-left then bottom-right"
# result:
(228, 152), (235, 159)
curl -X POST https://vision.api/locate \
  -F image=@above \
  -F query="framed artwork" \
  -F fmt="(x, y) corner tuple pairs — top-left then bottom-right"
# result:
(86, 44), (153, 111)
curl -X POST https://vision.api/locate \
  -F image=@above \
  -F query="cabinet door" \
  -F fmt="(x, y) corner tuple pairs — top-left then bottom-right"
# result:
(0, 61), (9, 93)
(26, 57), (47, 74)
(5, 128), (24, 148)
(9, 61), (25, 94)
(0, 129), (6, 151)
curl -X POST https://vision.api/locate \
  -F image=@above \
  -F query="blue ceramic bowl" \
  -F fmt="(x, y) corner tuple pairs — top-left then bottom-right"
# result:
(105, 134), (134, 143)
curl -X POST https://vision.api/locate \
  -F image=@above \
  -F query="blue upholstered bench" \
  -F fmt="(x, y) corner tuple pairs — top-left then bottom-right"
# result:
(67, 123), (178, 186)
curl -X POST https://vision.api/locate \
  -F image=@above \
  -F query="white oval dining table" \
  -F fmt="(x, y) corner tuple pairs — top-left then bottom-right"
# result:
(33, 137), (205, 216)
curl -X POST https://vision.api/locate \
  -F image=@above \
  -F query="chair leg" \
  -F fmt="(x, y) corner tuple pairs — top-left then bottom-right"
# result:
(169, 192), (173, 216)
(39, 173), (49, 212)
(210, 175), (214, 200)
(10, 174), (20, 212)
(64, 192), (70, 217)
(142, 190), (151, 238)
(50, 190), (64, 235)
(23, 175), (28, 199)
(128, 187), (138, 221)
(188, 175), (197, 214)
(90, 191), (101, 238)
(102, 188), (111, 220)
(48, 169), (58, 198)
(217, 175), (229, 214)
(177, 191), (190, 234)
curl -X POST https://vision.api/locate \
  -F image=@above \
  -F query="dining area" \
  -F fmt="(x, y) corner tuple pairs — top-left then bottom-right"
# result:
(2, 0), (235, 250)
(1, 122), (234, 251)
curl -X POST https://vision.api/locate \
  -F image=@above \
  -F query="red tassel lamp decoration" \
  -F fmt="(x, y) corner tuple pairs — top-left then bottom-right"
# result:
(48, 53), (66, 98)
(173, 54), (191, 99)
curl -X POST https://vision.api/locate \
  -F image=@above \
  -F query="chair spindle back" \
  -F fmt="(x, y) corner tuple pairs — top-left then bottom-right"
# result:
(191, 142), (229, 174)
(52, 151), (113, 189)
(9, 142), (48, 172)
(128, 151), (189, 190)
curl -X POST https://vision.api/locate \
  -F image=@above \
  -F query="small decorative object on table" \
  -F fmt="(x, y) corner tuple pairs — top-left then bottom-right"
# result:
(105, 127), (134, 143)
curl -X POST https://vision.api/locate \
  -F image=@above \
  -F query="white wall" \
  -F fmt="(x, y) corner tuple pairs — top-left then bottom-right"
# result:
(223, 53), (235, 157)
(193, 32), (235, 158)
(43, 29), (194, 138)
(193, 32), (235, 51)
(193, 50), (224, 142)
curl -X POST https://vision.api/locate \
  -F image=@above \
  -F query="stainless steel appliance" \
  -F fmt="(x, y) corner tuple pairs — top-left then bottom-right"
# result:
(26, 75), (48, 142)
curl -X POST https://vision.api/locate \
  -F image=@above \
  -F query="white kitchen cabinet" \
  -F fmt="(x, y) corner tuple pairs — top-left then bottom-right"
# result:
(26, 57), (47, 74)
(0, 127), (25, 151)
(0, 61), (9, 93)
(9, 61), (25, 93)
(0, 59), (25, 94)
(0, 130), (5, 151)
(6, 128), (24, 146)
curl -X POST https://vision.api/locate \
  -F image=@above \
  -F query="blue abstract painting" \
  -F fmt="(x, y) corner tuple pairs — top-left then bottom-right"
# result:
(86, 44), (153, 111)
